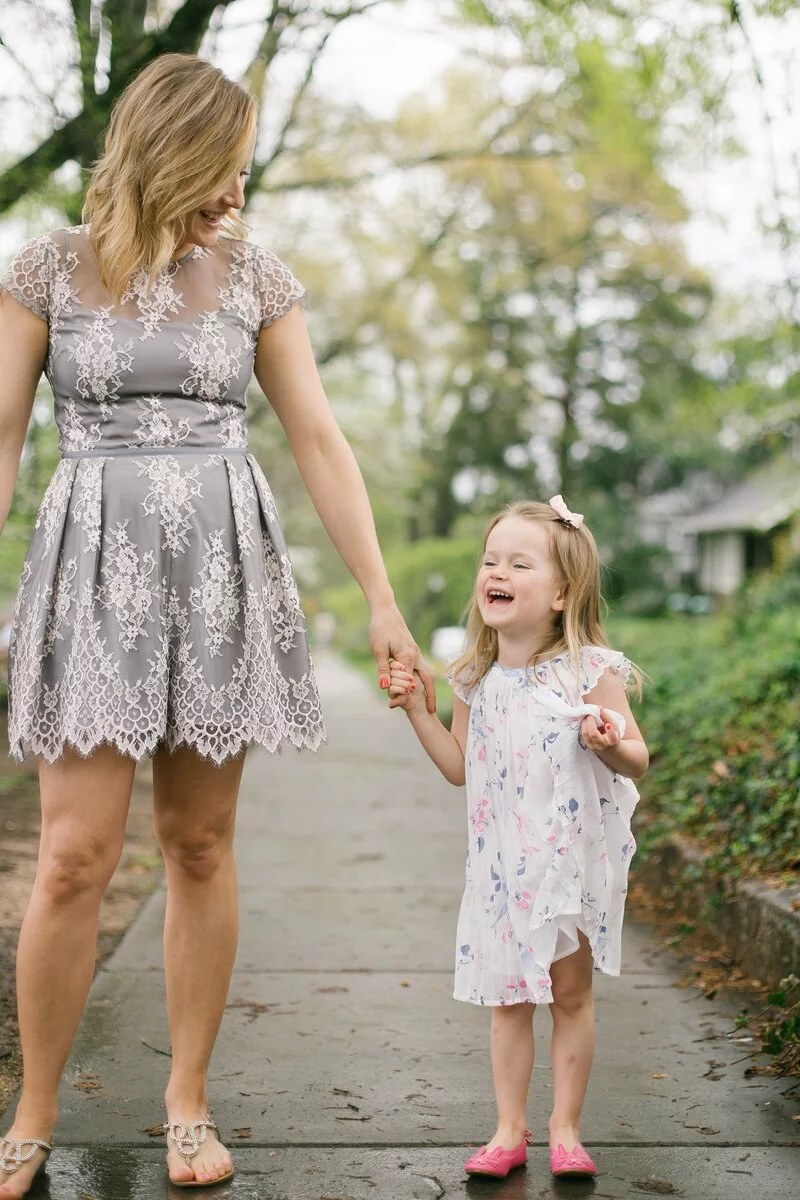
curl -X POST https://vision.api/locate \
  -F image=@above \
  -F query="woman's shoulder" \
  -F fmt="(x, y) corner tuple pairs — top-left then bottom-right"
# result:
(224, 237), (296, 273)
(1, 226), (86, 321)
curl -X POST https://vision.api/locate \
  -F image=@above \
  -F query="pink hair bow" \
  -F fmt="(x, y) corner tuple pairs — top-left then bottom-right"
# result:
(548, 495), (584, 528)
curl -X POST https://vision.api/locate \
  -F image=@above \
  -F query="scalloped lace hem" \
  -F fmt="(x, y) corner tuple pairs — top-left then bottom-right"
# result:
(9, 724), (327, 765)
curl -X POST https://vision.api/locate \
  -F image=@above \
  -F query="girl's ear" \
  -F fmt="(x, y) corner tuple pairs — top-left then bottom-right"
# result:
(551, 584), (567, 613)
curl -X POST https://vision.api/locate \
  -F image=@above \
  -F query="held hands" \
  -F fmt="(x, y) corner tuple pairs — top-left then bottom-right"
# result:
(387, 661), (426, 714)
(580, 708), (620, 754)
(369, 604), (436, 713)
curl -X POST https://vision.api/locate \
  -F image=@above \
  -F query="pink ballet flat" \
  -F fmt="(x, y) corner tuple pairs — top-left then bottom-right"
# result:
(464, 1131), (532, 1178)
(550, 1141), (597, 1177)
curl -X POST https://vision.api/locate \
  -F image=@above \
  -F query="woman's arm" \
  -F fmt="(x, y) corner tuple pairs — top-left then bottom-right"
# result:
(582, 669), (649, 781)
(254, 305), (435, 709)
(0, 290), (48, 536)
(389, 665), (468, 785)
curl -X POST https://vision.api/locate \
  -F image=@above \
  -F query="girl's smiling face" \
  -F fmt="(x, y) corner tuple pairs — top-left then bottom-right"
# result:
(476, 515), (566, 637)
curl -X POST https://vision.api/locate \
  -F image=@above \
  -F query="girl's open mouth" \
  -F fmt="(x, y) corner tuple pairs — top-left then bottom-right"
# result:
(487, 589), (514, 607)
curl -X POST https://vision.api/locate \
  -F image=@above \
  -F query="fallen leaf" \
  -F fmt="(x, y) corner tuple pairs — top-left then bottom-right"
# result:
(400, 980), (411, 988)
(74, 1074), (103, 1093)
(232, 1127), (251, 1138)
(631, 1180), (679, 1195)
(652, 1073), (671, 1079)
(139, 1125), (165, 1138)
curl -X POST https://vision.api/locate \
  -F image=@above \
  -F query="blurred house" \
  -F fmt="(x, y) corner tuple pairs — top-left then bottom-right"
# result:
(681, 455), (800, 596)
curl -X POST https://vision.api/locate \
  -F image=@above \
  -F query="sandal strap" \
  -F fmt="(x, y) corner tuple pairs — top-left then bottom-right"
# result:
(0, 1136), (53, 1174)
(163, 1120), (219, 1161)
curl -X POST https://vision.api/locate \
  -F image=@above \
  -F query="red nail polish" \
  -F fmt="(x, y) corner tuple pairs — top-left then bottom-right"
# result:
(380, 678), (389, 688)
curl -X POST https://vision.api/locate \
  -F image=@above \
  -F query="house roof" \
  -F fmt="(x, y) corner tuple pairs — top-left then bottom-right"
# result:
(682, 455), (800, 534)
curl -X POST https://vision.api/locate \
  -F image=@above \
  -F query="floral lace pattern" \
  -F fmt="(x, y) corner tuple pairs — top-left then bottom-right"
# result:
(449, 647), (638, 1006)
(1, 226), (323, 764)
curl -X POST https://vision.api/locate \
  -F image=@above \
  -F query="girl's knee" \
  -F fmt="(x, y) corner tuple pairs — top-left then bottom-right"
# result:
(550, 976), (593, 1016)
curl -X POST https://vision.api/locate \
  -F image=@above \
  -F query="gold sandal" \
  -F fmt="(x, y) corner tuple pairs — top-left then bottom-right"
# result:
(0, 1136), (53, 1185)
(163, 1120), (233, 1189)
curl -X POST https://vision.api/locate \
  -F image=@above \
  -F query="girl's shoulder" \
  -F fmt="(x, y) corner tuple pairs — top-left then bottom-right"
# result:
(545, 645), (633, 698)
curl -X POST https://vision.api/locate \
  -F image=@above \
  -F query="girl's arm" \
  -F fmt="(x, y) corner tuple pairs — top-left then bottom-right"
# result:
(0, 291), (47, 536)
(581, 668), (649, 781)
(254, 306), (435, 710)
(389, 664), (468, 786)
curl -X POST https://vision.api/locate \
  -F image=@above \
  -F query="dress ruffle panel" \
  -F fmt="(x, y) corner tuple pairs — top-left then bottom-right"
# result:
(8, 452), (325, 764)
(453, 660), (639, 1006)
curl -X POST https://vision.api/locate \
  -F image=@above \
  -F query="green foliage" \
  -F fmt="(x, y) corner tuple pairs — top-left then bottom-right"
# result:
(324, 535), (480, 655)
(614, 562), (800, 881)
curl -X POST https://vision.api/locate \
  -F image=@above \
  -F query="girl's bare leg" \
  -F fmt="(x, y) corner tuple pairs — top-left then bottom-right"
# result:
(152, 746), (245, 1187)
(548, 931), (596, 1151)
(484, 1002), (536, 1152)
(0, 745), (136, 1200)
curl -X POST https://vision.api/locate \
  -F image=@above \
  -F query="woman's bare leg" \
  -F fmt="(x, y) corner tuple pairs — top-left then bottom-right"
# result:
(483, 1002), (536, 1152)
(548, 931), (596, 1152)
(0, 745), (136, 1200)
(152, 746), (245, 1186)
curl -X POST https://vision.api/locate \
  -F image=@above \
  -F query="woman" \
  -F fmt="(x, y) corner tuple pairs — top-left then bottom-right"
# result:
(0, 53), (433, 1196)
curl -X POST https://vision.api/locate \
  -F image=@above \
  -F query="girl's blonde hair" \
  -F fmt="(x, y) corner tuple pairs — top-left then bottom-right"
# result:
(450, 500), (642, 696)
(83, 53), (256, 302)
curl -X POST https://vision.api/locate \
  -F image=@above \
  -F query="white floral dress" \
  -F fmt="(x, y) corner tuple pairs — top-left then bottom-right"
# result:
(450, 647), (639, 1006)
(1, 226), (325, 764)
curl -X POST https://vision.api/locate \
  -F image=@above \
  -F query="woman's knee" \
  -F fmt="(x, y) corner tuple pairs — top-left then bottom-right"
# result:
(158, 827), (232, 881)
(38, 837), (120, 905)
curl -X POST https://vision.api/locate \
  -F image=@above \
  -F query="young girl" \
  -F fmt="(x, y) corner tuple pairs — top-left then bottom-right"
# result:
(388, 497), (648, 1180)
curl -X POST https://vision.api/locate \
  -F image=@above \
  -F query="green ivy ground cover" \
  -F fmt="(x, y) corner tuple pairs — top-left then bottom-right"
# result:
(613, 585), (800, 882)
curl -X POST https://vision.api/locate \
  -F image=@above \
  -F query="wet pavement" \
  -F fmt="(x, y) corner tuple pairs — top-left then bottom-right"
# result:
(14, 653), (800, 1198)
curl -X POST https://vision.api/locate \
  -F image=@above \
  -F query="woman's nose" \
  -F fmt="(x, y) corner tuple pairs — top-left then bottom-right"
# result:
(221, 176), (245, 211)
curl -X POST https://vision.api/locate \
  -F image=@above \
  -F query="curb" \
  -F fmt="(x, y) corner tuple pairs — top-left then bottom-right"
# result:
(631, 834), (800, 989)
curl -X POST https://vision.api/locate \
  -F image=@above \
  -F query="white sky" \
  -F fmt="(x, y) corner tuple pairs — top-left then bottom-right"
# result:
(0, 0), (798, 303)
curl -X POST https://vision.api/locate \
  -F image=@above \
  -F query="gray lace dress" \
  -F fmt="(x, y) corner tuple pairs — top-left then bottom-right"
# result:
(1, 225), (325, 764)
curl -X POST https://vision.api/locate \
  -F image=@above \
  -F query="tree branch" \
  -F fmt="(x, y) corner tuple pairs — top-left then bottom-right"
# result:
(69, 0), (96, 106)
(257, 145), (560, 194)
(0, 33), (59, 117)
(0, 0), (239, 216)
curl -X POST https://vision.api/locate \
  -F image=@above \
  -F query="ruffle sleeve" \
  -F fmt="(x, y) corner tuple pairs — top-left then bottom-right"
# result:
(579, 646), (632, 695)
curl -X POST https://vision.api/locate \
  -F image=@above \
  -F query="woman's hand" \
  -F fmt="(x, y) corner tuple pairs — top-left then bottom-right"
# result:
(369, 604), (436, 713)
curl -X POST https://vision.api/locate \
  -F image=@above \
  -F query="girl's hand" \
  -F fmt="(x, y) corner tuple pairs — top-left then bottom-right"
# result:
(581, 707), (621, 753)
(388, 662), (426, 713)
(369, 604), (436, 712)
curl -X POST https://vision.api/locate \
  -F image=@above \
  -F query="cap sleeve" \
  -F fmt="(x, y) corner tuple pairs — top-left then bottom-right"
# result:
(0, 232), (60, 322)
(445, 668), (478, 706)
(579, 646), (632, 695)
(253, 246), (306, 328)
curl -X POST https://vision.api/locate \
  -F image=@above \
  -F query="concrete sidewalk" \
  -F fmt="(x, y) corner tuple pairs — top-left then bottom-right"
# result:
(44, 653), (797, 1198)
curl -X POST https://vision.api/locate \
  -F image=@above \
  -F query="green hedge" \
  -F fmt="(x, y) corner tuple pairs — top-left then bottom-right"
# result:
(323, 535), (480, 656)
(614, 565), (800, 881)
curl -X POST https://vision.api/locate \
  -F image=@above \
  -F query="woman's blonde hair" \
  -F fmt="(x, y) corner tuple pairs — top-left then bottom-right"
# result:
(449, 500), (642, 696)
(84, 53), (256, 302)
